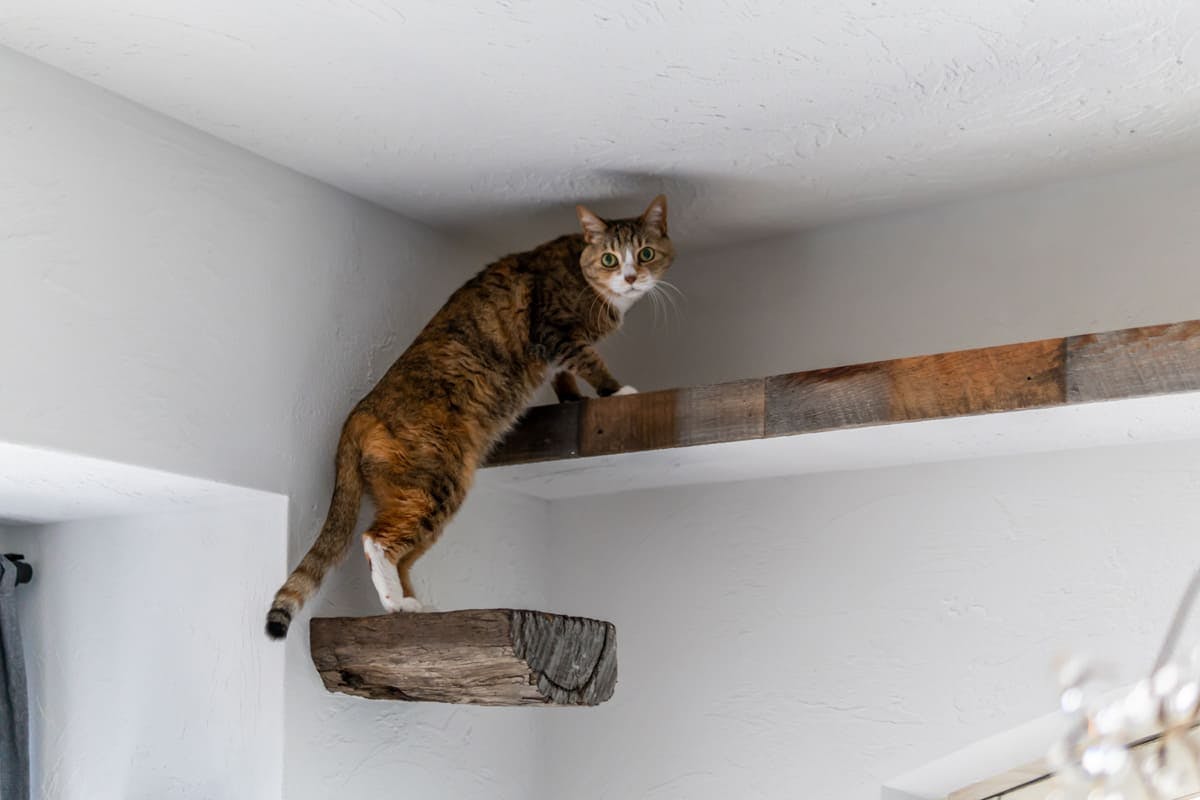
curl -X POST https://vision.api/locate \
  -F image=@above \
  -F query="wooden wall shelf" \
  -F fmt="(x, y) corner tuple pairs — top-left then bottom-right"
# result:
(310, 609), (617, 706)
(489, 320), (1200, 470)
(479, 320), (1200, 500)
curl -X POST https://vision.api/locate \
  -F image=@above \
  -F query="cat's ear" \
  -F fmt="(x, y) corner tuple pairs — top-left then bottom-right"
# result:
(576, 205), (607, 244)
(640, 194), (668, 237)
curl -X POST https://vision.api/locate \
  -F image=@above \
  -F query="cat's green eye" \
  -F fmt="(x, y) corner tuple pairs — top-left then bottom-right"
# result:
(638, 247), (655, 263)
(600, 252), (618, 268)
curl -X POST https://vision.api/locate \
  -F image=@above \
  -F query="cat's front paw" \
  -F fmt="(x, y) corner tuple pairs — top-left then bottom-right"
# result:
(614, 385), (639, 396)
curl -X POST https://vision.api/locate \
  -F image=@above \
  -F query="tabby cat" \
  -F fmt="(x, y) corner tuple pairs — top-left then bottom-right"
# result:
(266, 196), (673, 638)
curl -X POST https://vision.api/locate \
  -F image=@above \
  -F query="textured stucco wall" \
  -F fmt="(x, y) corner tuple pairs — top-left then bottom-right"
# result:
(286, 485), (552, 800)
(554, 154), (1200, 797)
(2, 505), (287, 800)
(544, 440), (1200, 799)
(0, 46), (547, 800)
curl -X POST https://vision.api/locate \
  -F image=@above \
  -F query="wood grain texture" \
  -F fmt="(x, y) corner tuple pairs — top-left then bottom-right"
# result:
(578, 379), (765, 457)
(674, 378), (765, 446)
(886, 338), (1065, 421)
(580, 388), (678, 457)
(1067, 320), (1200, 402)
(310, 609), (617, 706)
(765, 339), (1064, 436)
(483, 320), (1200, 467)
(764, 364), (892, 434)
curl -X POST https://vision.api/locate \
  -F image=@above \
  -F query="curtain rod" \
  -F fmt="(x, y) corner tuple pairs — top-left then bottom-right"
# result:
(3, 553), (32, 585)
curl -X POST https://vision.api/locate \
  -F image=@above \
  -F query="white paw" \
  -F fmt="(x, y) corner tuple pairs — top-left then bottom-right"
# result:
(614, 385), (638, 396)
(379, 592), (423, 613)
(364, 536), (408, 613)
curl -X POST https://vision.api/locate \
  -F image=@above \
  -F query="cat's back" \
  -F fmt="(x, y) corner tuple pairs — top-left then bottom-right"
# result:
(422, 233), (584, 336)
(362, 234), (584, 409)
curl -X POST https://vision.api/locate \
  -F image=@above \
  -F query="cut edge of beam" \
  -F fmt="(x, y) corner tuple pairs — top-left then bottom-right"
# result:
(309, 608), (618, 707)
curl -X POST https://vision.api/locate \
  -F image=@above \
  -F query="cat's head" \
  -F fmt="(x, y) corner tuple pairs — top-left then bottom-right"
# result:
(575, 195), (674, 310)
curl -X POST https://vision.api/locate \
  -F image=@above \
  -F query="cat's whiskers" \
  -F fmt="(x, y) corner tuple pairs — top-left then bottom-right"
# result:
(656, 286), (674, 331)
(656, 279), (686, 330)
(642, 284), (672, 332)
(646, 284), (663, 330)
(655, 278), (686, 301)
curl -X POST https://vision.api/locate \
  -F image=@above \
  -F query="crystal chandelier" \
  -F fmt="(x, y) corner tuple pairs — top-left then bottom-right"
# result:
(1049, 568), (1200, 799)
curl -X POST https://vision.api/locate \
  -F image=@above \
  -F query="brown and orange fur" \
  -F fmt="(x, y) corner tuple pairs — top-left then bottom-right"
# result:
(266, 196), (673, 638)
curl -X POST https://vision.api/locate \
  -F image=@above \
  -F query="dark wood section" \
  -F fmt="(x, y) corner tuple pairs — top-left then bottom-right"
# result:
(310, 609), (617, 706)
(485, 320), (1200, 467)
(486, 402), (582, 465)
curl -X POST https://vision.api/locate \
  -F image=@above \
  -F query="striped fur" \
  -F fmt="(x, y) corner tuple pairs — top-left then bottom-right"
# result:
(265, 196), (673, 638)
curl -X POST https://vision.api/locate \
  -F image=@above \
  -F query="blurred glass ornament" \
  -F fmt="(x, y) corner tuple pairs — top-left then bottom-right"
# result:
(1049, 567), (1200, 799)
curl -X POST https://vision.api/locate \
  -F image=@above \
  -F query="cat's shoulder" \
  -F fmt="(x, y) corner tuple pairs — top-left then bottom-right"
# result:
(514, 233), (585, 272)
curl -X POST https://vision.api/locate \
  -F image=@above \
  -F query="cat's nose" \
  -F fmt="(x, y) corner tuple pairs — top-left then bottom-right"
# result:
(624, 274), (637, 285)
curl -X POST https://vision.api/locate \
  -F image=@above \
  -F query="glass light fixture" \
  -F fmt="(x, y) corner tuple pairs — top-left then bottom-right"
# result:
(1049, 568), (1200, 799)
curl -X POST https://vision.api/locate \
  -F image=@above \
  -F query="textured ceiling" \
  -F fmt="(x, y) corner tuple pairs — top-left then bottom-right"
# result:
(4, 1), (1200, 250)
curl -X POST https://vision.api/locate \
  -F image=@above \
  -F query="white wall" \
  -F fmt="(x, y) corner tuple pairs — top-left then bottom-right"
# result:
(2, 504), (286, 800)
(0, 46), (549, 800)
(559, 155), (1200, 798)
(544, 440), (1200, 799)
(606, 153), (1200, 391)
(287, 485), (553, 800)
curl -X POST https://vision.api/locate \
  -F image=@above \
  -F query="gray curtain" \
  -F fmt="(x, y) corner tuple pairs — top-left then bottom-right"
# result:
(0, 558), (29, 800)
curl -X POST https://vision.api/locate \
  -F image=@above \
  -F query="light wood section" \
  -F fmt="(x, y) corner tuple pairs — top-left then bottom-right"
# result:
(310, 609), (617, 706)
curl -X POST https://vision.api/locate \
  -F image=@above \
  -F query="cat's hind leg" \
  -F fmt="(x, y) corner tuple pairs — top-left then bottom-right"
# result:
(361, 490), (434, 612)
(363, 533), (422, 612)
(359, 421), (469, 613)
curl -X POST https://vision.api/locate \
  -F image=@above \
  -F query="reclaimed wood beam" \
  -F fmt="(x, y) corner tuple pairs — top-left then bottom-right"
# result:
(486, 320), (1200, 467)
(310, 609), (617, 707)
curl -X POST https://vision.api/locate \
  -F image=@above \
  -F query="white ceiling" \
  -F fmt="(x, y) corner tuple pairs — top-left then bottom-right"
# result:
(5, 1), (1200, 250)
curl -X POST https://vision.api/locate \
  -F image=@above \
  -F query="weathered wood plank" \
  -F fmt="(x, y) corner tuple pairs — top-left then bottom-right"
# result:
(675, 378), (765, 446)
(887, 338), (1065, 422)
(575, 379), (765, 457)
(580, 389), (678, 457)
(483, 320), (1200, 467)
(486, 402), (580, 466)
(764, 364), (891, 434)
(1067, 320), (1200, 402)
(511, 611), (618, 706)
(310, 609), (617, 707)
(765, 339), (1065, 436)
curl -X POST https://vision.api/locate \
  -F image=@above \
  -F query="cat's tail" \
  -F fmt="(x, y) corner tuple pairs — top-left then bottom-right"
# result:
(265, 417), (367, 639)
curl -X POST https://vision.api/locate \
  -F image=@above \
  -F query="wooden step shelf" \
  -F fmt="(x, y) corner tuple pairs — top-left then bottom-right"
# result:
(310, 609), (617, 707)
(488, 320), (1200, 467)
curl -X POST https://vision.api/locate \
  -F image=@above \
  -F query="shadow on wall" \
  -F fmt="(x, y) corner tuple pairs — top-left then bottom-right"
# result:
(435, 170), (818, 254)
